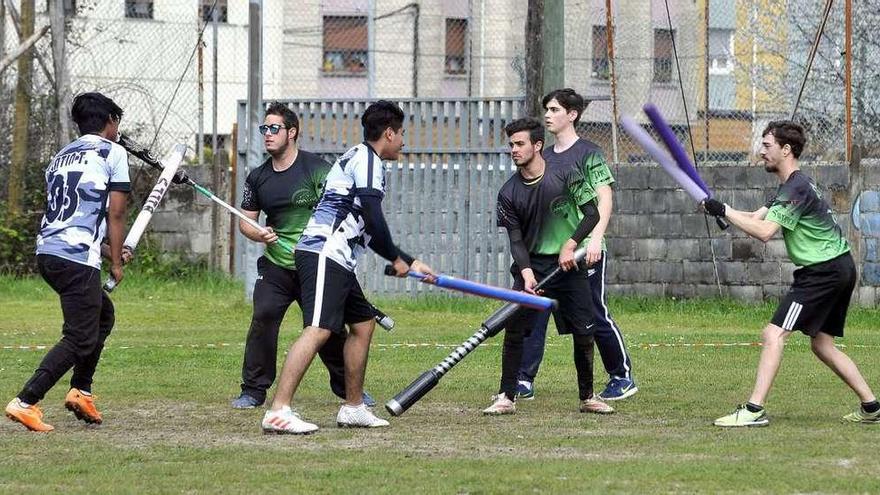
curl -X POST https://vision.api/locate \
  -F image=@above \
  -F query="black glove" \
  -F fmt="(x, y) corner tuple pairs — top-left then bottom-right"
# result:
(703, 198), (726, 217)
(172, 170), (190, 185)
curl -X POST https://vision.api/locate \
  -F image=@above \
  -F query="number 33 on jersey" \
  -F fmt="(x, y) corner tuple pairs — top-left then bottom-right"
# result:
(36, 134), (131, 269)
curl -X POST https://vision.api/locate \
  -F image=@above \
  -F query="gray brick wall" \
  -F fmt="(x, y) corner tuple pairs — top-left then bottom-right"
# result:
(150, 160), (880, 306)
(605, 161), (879, 307)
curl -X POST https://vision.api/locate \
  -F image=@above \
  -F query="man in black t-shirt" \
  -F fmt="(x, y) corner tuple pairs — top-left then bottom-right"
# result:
(484, 117), (614, 416)
(231, 103), (372, 409)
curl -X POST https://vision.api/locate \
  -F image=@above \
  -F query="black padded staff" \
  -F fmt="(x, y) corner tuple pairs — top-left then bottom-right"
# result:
(385, 248), (587, 416)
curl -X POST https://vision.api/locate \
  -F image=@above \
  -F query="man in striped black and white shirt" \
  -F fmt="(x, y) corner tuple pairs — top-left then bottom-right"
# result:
(261, 100), (436, 434)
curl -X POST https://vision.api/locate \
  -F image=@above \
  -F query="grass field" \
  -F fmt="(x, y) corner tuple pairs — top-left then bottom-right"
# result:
(1, 274), (879, 494)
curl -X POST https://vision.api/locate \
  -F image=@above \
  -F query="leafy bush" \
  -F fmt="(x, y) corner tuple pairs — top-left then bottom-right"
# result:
(0, 209), (41, 276)
(121, 235), (210, 280)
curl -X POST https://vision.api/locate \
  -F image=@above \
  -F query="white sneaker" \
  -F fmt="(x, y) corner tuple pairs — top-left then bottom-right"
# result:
(482, 393), (516, 415)
(261, 406), (319, 435)
(336, 403), (390, 428)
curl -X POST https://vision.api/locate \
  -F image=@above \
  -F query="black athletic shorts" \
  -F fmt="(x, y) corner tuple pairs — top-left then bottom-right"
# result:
(771, 252), (856, 337)
(294, 250), (375, 335)
(509, 254), (596, 336)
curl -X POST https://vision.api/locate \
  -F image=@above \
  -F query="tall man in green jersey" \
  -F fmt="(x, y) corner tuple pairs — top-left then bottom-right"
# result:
(485, 117), (613, 416)
(516, 88), (636, 402)
(705, 121), (878, 426)
(232, 102), (370, 408)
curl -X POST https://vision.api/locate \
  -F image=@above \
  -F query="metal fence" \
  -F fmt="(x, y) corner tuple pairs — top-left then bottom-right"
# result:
(235, 97), (525, 297)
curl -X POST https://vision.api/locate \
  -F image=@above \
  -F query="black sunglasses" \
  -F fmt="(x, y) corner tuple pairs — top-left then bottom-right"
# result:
(259, 124), (287, 135)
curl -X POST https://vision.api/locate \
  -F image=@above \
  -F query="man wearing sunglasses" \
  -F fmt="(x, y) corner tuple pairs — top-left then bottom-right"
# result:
(232, 102), (373, 409)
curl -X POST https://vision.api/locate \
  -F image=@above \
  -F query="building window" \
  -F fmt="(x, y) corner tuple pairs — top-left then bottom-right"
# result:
(202, 0), (227, 23)
(322, 16), (368, 74)
(445, 18), (467, 75)
(591, 25), (609, 80)
(653, 28), (674, 83)
(709, 28), (734, 75)
(125, 0), (153, 19)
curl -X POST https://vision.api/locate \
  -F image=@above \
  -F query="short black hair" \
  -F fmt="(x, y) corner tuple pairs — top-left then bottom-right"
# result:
(265, 102), (300, 140)
(362, 100), (404, 142)
(504, 117), (545, 145)
(542, 88), (585, 125)
(762, 120), (806, 158)
(71, 92), (123, 135)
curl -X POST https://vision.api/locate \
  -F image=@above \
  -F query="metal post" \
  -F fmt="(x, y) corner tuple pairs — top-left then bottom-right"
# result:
(0, 0), (5, 57)
(703, 0), (710, 161)
(844, 0), (852, 163)
(50, 0), (70, 145)
(411, 4), (419, 97)
(524, 0), (544, 120)
(478, 0), (485, 97)
(367, 0), (376, 98)
(605, 0), (619, 163)
(197, 4), (204, 166)
(246, 0), (263, 174)
(244, 0), (264, 295)
(542, 0), (564, 98)
(466, 0), (473, 97)
(211, 4), (222, 271)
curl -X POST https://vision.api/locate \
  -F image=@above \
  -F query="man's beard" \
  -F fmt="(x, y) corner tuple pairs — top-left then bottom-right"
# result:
(267, 143), (288, 158)
(514, 155), (533, 168)
(763, 160), (777, 173)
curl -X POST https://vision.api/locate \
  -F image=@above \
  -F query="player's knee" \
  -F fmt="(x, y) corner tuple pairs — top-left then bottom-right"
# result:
(810, 334), (833, 357)
(69, 333), (101, 360)
(761, 324), (786, 346)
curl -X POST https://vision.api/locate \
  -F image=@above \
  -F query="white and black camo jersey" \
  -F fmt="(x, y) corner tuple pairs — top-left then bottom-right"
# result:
(297, 142), (386, 272)
(35, 134), (131, 269)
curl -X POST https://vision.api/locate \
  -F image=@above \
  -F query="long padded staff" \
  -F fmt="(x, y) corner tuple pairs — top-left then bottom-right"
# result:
(118, 134), (297, 253)
(385, 248), (587, 417)
(117, 134), (395, 330)
(384, 268), (558, 311)
(104, 144), (186, 292)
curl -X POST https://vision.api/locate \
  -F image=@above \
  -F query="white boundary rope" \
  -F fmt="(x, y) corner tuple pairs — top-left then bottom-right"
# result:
(3, 342), (879, 351)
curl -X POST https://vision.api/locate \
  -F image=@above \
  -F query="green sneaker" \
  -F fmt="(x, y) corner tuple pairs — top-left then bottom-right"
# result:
(713, 404), (769, 427)
(843, 407), (880, 424)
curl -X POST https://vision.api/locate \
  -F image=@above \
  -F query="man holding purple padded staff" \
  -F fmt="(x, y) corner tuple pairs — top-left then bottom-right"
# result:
(484, 116), (612, 416)
(514, 88), (637, 403)
(703, 121), (879, 426)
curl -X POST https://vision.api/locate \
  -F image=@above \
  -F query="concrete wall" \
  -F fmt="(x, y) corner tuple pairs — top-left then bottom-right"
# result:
(605, 162), (880, 306)
(150, 157), (880, 306)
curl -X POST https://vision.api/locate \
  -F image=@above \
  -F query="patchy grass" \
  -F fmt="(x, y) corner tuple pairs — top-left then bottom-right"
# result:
(1, 275), (879, 494)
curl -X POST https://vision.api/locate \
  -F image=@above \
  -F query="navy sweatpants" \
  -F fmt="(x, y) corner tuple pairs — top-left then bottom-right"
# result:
(518, 253), (633, 383)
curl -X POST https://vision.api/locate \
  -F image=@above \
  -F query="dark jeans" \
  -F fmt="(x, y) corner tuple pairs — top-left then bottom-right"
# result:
(500, 256), (596, 400)
(502, 321), (596, 401)
(240, 256), (346, 403)
(18, 255), (115, 404)
(518, 253), (633, 383)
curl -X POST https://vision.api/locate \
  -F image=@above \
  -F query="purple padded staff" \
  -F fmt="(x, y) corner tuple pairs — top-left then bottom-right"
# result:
(384, 267), (558, 311)
(643, 103), (711, 195)
(639, 105), (729, 229)
(620, 116), (706, 202)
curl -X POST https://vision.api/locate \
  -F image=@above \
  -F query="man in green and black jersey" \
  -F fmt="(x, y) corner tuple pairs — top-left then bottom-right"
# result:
(705, 120), (878, 426)
(484, 117), (614, 415)
(232, 102), (370, 408)
(516, 89), (636, 403)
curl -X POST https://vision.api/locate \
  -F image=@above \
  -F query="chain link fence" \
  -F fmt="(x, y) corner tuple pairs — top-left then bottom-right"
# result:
(2, 1), (877, 174)
(2, 0), (879, 274)
(571, 0), (877, 164)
